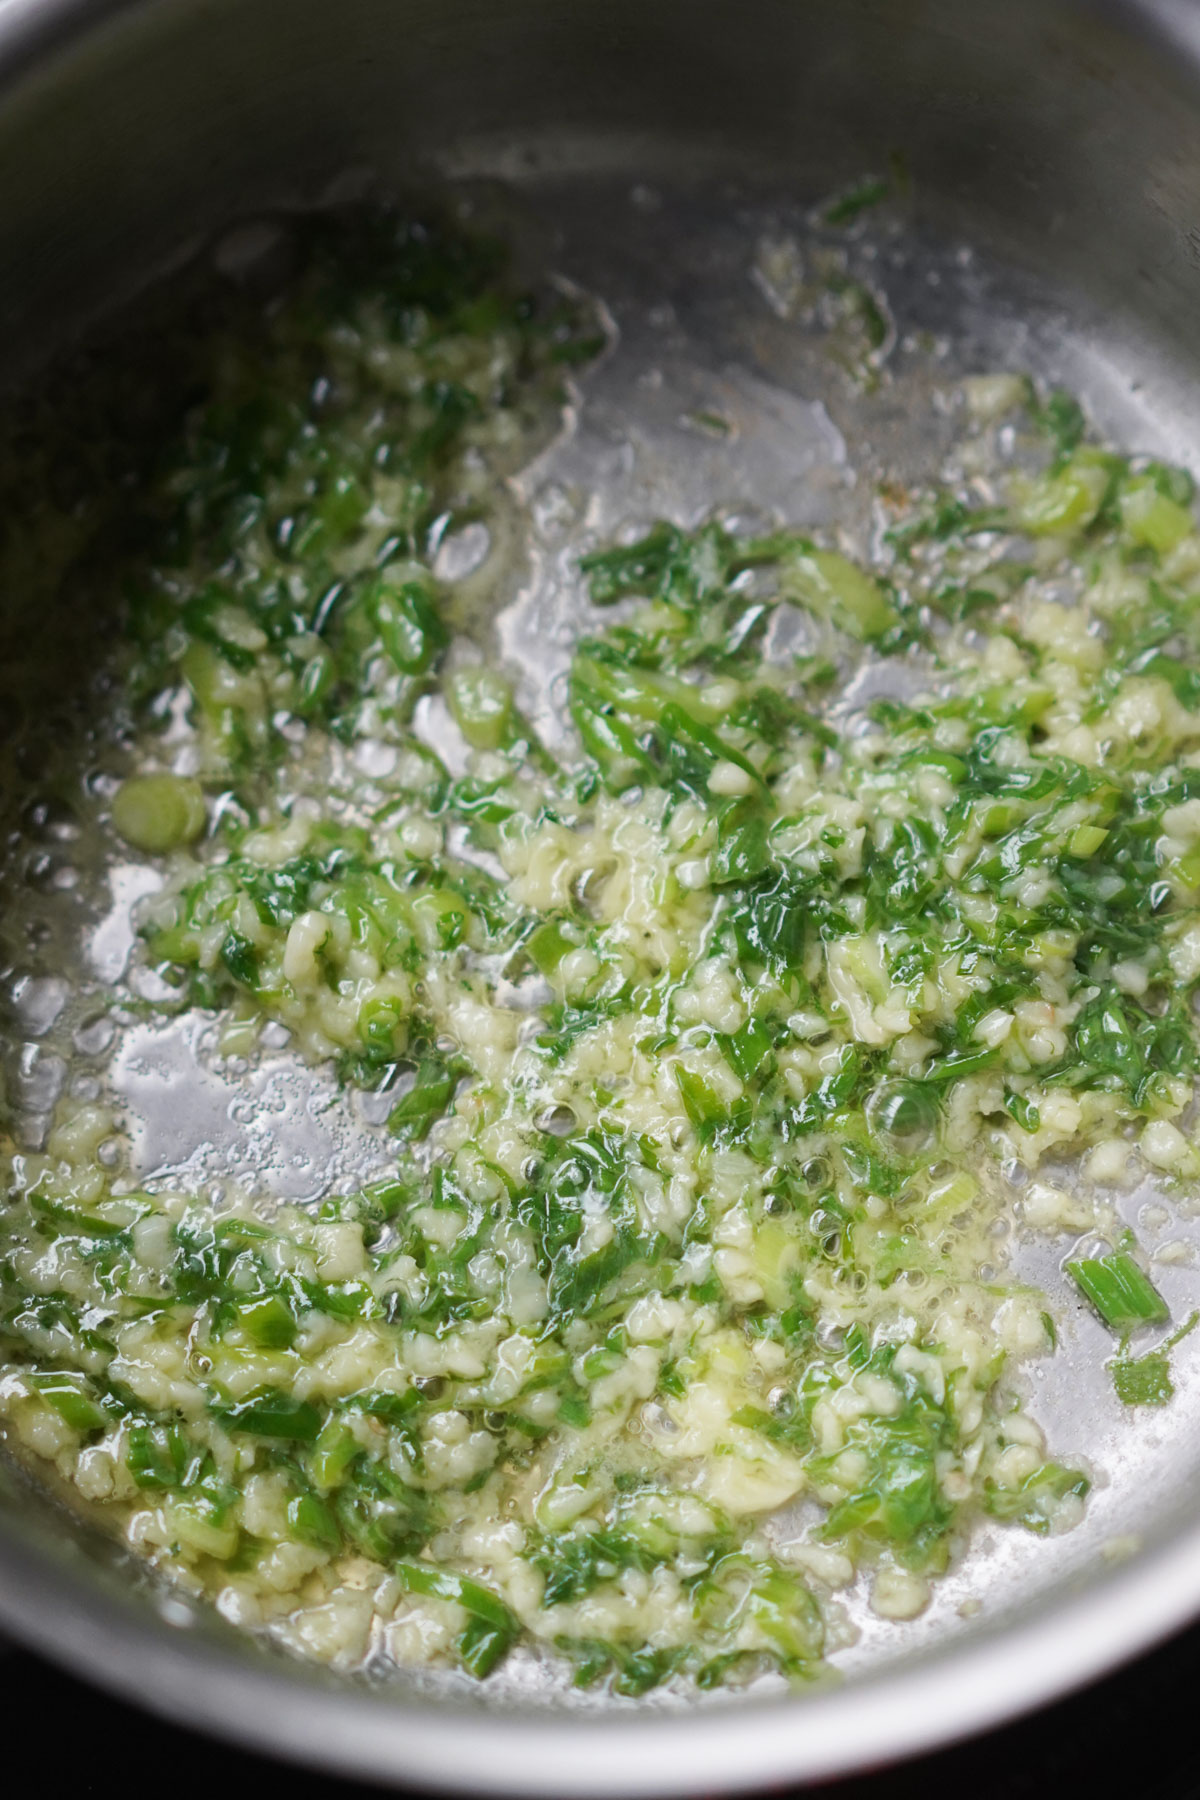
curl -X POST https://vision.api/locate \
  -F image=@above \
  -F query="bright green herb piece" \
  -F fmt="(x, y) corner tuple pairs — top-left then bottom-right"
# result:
(214, 1390), (323, 1441)
(779, 545), (897, 640)
(1067, 824), (1108, 859)
(30, 1372), (108, 1433)
(447, 667), (514, 751)
(367, 572), (448, 676)
(712, 799), (772, 885)
(112, 774), (207, 854)
(1003, 1089), (1040, 1134)
(396, 1562), (522, 1677)
(675, 1066), (729, 1140)
(234, 1293), (296, 1350)
(388, 1058), (459, 1140)
(983, 1463), (1090, 1534)
(127, 1422), (187, 1490)
(1011, 452), (1112, 536)
(287, 1491), (342, 1551)
(526, 919), (578, 976)
(1118, 473), (1194, 554)
(1067, 1254), (1170, 1331)
(309, 1419), (360, 1493)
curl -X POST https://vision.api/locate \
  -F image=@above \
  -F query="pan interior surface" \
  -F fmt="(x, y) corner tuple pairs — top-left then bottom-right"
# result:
(3, 0), (1200, 1791)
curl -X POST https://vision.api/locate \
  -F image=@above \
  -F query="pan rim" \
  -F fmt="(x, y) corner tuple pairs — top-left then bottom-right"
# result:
(1, 1495), (1199, 1793)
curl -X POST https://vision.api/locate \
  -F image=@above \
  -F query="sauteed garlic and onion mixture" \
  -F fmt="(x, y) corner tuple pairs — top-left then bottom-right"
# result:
(1, 200), (1198, 1694)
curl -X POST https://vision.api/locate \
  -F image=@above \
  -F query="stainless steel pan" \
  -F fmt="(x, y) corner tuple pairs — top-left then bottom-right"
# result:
(5, 0), (1200, 1789)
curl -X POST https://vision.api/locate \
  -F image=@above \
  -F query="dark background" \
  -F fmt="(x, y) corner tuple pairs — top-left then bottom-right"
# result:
(5, 1619), (1198, 1799)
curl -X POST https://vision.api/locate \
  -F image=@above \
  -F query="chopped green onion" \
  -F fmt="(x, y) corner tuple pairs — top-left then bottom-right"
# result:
(779, 546), (897, 640)
(396, 1562), (521, 1677)
(213, 1390), (323, 1441)
(1067, 1253), (1169, 1331)
(30, 1372), (108, 1433)
(112, 774), (207, 854)
(447, 667), (514, 751)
